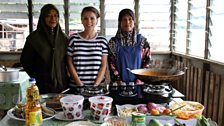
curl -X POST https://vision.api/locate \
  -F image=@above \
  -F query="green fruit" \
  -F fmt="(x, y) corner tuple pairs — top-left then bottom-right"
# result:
(148, 119), (163, 126)
(164, 123), (172, 126)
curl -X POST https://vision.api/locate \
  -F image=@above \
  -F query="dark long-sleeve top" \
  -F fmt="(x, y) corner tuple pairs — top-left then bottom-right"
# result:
(20, 4), (68, 94)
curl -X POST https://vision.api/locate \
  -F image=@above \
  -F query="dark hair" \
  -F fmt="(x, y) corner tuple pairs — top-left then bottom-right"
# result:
(118, 8), (135, 22)
(81, 6), (100, 18)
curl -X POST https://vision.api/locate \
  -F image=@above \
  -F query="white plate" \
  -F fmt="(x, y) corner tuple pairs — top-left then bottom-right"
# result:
(54, 111), (85, 121)
(7, 107), (56, 121)
(116, 104), (167, 117)
(126, 116), (195, 126)
(65, 121), (97, 126)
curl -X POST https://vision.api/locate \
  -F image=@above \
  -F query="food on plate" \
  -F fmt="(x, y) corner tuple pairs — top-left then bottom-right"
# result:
(170, 101), (204, 119)
(46, 101), (62, 109)
(148, 119), (163, 126)
(105, 116), (127, 126)
(43, 94), (65, 109)
(118, 103), (173, 117)
(41, 105), (55, 116)
(118, 106), (138, 117)
(11, 104), (55, 119)
(164, 123), (172, 126)
(150, 109), (160, 115)
(12, 104), (26, 119)
(137, 105), (148, 114)
(162, 108), (172, 115)
(147, 102), (158, 111)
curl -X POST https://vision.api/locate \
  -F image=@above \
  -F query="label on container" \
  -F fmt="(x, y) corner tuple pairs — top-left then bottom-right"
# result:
(29, 110), (43, 126)
(132, 112), (146, 126)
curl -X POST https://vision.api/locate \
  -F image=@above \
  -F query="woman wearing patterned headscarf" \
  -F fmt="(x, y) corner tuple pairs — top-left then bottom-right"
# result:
(20, 4), (68, 94)
(108, 8), (151, 84)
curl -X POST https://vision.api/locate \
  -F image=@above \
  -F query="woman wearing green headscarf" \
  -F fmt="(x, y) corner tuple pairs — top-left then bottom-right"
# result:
(20, 4), (68, 94)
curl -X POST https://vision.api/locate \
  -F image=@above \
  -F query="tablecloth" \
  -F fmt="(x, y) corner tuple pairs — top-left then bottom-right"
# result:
(0, 72), (29, 110)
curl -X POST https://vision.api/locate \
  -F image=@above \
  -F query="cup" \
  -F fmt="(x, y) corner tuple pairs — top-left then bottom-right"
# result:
(88, 96), (113, 122)
(60, 95), (84, 120)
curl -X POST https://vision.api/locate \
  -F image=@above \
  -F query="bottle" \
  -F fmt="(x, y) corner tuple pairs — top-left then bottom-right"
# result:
(25, 78), (43, 126)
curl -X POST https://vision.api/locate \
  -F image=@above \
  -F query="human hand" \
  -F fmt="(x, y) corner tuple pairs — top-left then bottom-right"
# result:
(135, 79), (144, 85)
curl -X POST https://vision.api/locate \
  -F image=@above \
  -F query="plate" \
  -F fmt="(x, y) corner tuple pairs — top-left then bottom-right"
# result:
(54, 111), (85, 121)
(65, 121), (97, 126)
(41, 93), (65, 110)
(126, 116), (194, 126)
(7, 107), (56, 121)
(116, 104), (138, 117)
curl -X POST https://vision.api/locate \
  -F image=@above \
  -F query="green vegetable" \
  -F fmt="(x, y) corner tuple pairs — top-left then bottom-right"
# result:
(174, 118), (186, 126)
(164, 123), (172, 126)
(197, 115), (210, 126)
(148, 119), (163, 126)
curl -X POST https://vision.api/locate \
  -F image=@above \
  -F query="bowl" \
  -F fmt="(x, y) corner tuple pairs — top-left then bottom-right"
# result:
(170, 101), (204, 119)
(103, 116), (127, 126)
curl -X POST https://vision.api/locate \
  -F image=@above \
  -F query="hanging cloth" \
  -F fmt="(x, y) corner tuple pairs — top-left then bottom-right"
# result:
(115, 34), (142, 83)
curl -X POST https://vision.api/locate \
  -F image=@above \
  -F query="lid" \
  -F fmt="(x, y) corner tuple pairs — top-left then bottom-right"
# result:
(88, 96), (113, 103)
(60, 95), (84, 103)
(29, 78), (36, 83)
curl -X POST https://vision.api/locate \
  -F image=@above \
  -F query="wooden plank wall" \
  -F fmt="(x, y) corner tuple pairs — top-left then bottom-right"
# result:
(173, 61), (224, 126)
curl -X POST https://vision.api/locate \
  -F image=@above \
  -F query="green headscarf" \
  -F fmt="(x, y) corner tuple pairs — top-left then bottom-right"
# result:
(28, 4), (67, 89)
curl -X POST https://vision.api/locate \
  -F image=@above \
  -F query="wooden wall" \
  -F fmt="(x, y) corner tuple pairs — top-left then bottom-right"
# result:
(172, 59), (224, 126)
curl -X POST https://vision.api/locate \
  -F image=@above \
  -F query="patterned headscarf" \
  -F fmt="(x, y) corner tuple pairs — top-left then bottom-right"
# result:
(115, 8), (137, 47)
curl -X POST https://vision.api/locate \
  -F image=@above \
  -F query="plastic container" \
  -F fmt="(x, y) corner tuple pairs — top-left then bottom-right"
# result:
(88, 96), (113, 122)
(60, 95), (84, 120)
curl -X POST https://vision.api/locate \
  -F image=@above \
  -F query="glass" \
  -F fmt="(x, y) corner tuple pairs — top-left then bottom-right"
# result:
(139, 0), (171, 51)
(208, 0), (224, 62)
(173, 0), (188, 53)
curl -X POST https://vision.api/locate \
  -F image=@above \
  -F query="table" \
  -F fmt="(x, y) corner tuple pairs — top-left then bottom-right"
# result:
(0, 115), (70, 126)
(0, 110), (101, 126)
(0, 98), (217, 126)
(0, 72), (29, 110)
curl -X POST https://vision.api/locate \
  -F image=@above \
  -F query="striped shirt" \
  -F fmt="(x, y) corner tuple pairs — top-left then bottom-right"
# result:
(67, 33), (108, 85)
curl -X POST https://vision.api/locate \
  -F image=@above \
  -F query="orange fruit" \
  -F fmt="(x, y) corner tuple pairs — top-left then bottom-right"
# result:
(162, 108), (171, 115)
(150, 109), (160, 115)
(177, 113), (189, 120)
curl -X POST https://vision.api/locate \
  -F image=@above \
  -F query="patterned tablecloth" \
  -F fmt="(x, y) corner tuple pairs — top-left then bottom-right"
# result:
(0, 110), (101, 126)
(0, 72), (29, 110)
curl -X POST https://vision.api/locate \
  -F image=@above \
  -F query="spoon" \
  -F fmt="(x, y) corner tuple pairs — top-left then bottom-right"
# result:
(41, 104), (55, 116)
(60, 88), (70, 94)
(53, 88), (70, 100)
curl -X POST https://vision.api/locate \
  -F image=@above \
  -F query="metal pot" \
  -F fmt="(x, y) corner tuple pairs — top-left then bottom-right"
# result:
(127, 67), (185, 83)
(0, 67), (19, 82)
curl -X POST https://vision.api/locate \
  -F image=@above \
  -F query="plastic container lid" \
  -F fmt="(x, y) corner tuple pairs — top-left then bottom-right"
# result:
(88, 96), (113, 103)
(60, 95), (84, 103)
(29, 78), (36, 83)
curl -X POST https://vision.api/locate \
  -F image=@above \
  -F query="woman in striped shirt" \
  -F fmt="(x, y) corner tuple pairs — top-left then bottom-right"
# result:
(67, 6), (108, 87)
